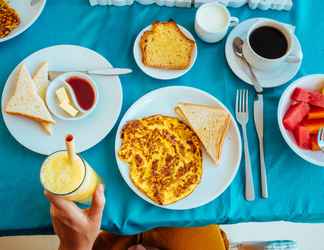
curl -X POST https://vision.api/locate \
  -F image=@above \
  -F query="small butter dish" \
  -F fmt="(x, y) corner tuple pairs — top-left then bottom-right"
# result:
(46, 72), (99, 121)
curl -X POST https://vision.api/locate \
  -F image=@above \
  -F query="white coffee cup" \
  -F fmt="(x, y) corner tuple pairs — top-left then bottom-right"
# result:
(195, 2), (239, 43)
(242, 20), (302, 71)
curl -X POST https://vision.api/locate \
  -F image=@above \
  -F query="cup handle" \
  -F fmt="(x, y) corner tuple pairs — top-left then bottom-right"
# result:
(285, 49), (303, 63)
(229, 17), (239, 27)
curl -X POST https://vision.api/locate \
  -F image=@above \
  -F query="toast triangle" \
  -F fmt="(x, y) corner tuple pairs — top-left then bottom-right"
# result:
(175, 103), (230, 164)
(5, 64), (55, 124)
(33, 62), (49, 99)
(32, 62), (53, 134)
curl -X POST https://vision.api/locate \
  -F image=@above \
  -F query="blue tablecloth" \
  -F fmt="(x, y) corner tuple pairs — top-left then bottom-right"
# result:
(1, 0), (324, 236)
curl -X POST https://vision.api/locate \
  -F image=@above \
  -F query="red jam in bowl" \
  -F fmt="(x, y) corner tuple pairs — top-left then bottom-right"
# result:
(66, 76), (96, 111)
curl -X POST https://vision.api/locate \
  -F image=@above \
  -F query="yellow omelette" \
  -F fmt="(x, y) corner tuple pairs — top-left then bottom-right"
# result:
(118, 115), (202, 205)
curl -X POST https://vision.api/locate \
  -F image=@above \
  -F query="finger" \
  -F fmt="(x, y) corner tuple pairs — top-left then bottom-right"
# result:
(44, 191), (81, 217)
(88, 184), (105, 221)
(50, 205), (64, 233)
(50, 203), (86, 229)
(50, 204), (66, 225)
(51, 206), (78, 236)
(50, 204), (70, 221)
(50, 204), (57, 218)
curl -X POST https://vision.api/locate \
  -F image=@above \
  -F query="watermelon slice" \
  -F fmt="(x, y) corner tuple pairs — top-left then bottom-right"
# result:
(294, 125), (311, 149)
(291, 88), (310, 102)
(308, 107), (324, 119)
(283, 102), (310, 131)
(291, 87), (324, 108)
(301, 118), (324, 134)
(311, 134), (320, 151)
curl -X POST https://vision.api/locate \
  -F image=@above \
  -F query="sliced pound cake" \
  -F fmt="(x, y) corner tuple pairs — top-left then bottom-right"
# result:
(140, 21), (195, 70)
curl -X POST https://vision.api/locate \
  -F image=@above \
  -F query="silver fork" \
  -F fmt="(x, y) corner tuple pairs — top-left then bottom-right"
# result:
(236, 89), (255, 201)
(318, 128), (324, 151)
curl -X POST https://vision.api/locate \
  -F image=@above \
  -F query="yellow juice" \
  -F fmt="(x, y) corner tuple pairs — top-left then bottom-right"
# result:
(40, 151), (101, 204)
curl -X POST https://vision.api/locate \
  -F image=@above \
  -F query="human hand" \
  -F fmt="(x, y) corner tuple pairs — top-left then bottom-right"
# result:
(45, 184), (105, 250)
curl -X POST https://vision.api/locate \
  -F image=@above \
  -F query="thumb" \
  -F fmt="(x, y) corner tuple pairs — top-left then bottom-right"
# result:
(88, 184), (105, 221)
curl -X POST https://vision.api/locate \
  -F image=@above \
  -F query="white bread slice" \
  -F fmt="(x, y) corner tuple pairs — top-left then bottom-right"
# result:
(32, 62), (53, 135)
(33, 62), (49, 99)
(5, 64), (55, 124)
(175, 103), (231, 164)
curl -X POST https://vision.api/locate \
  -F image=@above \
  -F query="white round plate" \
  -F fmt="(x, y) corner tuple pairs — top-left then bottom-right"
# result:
(133, 24), (197, 80)
(0, 0), (46, 43)
(115, 86), (242, 210)
(278, 74), (324, 167)
(225, 18), (303, 88)
(1, 45), (123, 155)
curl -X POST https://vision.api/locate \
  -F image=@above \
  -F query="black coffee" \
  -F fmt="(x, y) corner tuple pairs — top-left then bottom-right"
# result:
(249, 26), (288, 59)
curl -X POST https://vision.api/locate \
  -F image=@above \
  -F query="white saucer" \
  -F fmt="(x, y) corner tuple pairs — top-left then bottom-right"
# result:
(1, 45), (123, 155)
(133, 24), (197, 80)
(225, 18), (303, 88)
(0, 0), (46, 43)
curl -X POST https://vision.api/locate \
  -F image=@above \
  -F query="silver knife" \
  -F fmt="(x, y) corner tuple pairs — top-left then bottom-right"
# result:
(48, 68), (132, 81)
(248, 63), (269, 199)
(254, 94), (268, 199)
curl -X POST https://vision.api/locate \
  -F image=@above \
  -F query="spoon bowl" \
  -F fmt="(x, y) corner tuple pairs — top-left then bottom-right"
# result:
(233, 37), (244, 58)
(232, 36), (263, 93)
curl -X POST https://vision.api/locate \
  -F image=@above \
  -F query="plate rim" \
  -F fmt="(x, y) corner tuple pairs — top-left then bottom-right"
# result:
(0, 0), (47, 43)
(225, 17), (302, 88)
(277, 74), (324, 167)
(133, 24), (197, 80)
(114, 85), (242, 210)
(1, 44), (123, 155)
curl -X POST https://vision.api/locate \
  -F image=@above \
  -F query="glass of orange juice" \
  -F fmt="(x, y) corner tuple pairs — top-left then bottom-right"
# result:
(40, 136), (101, 204)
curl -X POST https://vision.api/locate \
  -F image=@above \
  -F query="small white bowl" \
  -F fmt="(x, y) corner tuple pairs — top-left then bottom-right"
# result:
(46, 72), (99, 121)
(277, 74), (324, 167)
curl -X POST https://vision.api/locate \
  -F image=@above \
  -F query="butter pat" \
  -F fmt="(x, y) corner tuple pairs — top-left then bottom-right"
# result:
(56, 87), (70, 104)
(59, 102), (79, 117)
(56, 86), (79, 117)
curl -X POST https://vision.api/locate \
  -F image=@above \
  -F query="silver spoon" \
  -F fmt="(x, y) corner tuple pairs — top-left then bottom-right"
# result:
(233, 37), (263, 93)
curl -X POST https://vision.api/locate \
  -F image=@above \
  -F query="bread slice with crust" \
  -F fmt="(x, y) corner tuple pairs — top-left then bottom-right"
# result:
(175, 103), (231, 164)
(32, 62), (53, 135)
(5, 64), (55, 124)
(140, 21), (195, 70)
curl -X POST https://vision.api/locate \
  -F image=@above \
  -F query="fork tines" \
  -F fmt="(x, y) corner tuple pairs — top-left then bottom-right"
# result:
(236, 89), (249, 116)
(319, 128), (324, 140)
(318, 128), (324, 150)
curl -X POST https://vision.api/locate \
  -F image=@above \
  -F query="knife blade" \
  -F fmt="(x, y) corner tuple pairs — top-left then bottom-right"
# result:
(254, 94), (268, 198)
(48, 68), (132, 81)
